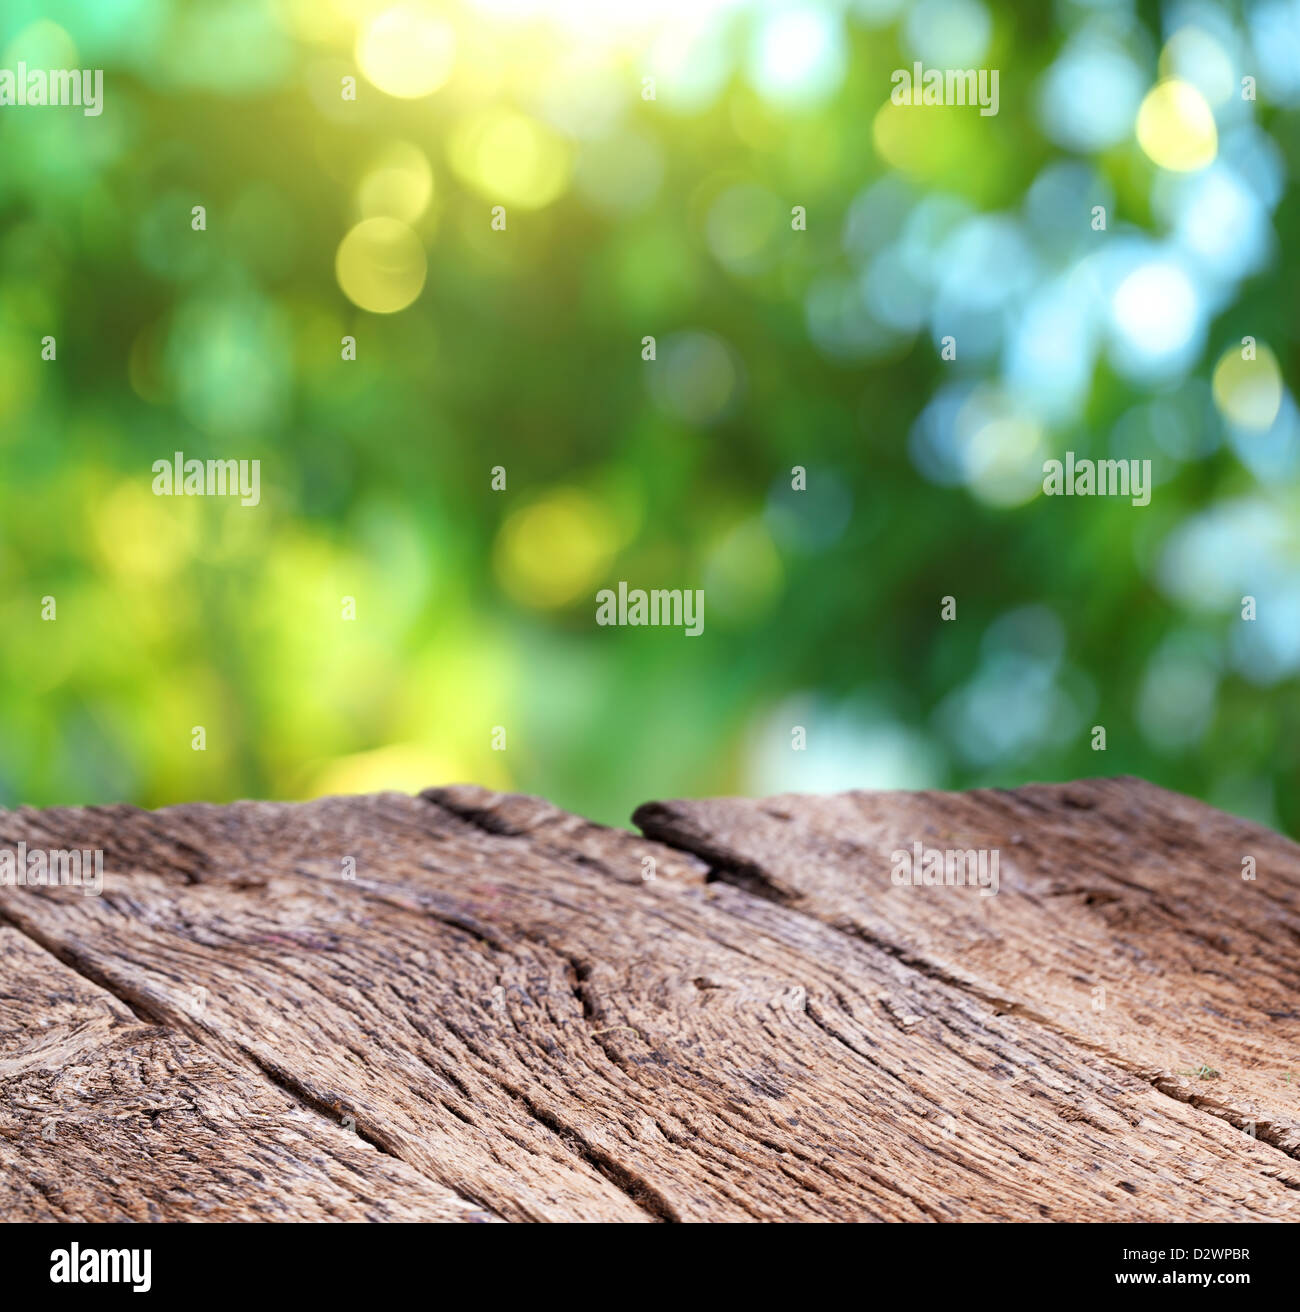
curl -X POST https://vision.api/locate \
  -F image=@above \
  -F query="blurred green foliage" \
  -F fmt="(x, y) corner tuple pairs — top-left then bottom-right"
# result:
(1, 0), (1298, 833)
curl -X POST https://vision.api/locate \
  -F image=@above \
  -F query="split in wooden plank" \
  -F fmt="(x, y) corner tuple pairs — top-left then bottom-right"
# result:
(634, 775), (1300, 1159)
(2, 785), (1299, 1221)
(0, 928), (495, 1222)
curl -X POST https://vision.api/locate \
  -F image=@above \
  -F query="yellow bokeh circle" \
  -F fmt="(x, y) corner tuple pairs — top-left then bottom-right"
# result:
(448, 111), (572, 210)
(494, 489), (619, 609)
(1136, 79), (1217, 172)
(1212, 343), (1283, 431)
(356, 3), (455, 100)
(335, 218), (427, 314)
(358, 142), (434, 224)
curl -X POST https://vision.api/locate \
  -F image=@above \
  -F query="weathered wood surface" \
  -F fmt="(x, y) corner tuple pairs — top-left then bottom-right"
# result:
(0, 929), (491, 1222)
(636, 778), (1300, 1156)
(1, 777), (1298, 1222)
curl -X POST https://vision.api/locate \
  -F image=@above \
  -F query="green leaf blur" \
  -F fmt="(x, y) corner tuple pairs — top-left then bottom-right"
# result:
(2, 0), (1297, 834)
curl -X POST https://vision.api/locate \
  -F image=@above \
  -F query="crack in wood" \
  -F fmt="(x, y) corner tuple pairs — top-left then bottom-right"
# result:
(634, 777), (1300, 1172)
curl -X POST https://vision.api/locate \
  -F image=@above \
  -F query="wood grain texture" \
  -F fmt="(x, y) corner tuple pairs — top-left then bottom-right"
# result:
(2, 780), (1299, 1221)
(0, 929), (494, 1222)
(635, 776), (1300, 1159)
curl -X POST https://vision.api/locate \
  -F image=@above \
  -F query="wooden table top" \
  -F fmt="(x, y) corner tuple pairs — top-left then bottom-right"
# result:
(3, 776), (1298, 1222)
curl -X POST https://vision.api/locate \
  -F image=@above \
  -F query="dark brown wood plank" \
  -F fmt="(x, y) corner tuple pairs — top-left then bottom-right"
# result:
(3, 786), (1299, 1221)
(635, 776), (1300, 1158)
(0, 928), (494, 1222)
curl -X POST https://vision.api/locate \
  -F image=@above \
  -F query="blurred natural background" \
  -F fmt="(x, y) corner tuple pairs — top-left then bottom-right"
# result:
(2, 0), (1298, 832)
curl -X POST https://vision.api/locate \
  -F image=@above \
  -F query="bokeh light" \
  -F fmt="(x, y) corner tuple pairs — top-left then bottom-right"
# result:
(494, 489), (620, 608)
(356, 3), (456, 99)
(0, 0), (1296, 842)
(447, 110), (571, 209)
(1212, 342), (1284, 431)
(335, 217), (428, 313)
(1136, 79), (1218, 172)
(358, 142), (435, 224)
